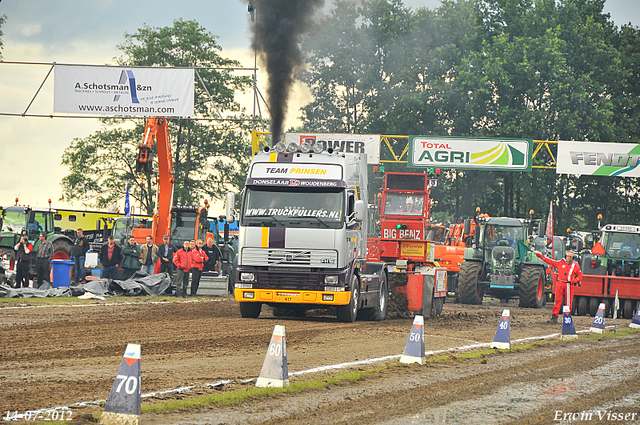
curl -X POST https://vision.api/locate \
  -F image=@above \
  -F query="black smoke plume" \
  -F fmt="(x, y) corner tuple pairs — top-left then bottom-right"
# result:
(249, 0), (324, 144)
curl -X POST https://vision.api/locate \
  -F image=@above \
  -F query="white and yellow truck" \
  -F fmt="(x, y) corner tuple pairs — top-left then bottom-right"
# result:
(233, 140), (387, 322)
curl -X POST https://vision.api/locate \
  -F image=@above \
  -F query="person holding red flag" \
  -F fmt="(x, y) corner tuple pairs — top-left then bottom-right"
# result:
(536, 250), (583, 323)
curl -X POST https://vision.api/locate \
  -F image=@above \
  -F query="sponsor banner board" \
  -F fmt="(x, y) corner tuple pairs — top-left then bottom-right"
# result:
(54, 65), (194, 117)
(400, 241), (425, 257)
(408, 136), (533, 172)
(557, 141), (640, 177)
(250, 163), (343, 180)
(285, 133), (381, 164)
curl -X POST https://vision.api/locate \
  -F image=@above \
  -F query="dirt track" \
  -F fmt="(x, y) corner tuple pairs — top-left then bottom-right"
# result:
(1, 296), (638, 424)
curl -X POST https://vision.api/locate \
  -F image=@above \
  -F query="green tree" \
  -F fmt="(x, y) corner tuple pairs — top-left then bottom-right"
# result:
(61, 19), (257, 214)
(300, 0), (640, 230)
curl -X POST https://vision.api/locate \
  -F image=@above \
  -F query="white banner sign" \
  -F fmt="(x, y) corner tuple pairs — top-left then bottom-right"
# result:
(409, 136), (532, 171)
(250, 163), (343, 180)
(557, 141), (640, 177)
(285, 133), (381, 164)
(54, 65), (194, 117)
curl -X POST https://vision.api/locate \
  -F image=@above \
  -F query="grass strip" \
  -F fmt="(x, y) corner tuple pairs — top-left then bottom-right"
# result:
(141, 369), (380, 414)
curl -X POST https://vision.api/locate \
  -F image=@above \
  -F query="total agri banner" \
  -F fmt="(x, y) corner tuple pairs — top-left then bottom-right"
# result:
(556, 141), (640, 177)
(54, 65), (194, 117)
(408, 136), (533, 171)
(284, 133), (381, 164)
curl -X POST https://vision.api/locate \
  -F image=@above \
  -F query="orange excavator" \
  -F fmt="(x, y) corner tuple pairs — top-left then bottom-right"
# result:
(432, 210), (485, 302)
(132, 117), (212, 247)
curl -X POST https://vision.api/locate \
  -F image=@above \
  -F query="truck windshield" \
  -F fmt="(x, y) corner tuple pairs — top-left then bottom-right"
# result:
(171, 211), (198, 247)
(484, 225), (523, 248)
(1, 210), (26, 235)
(112, 218), (146, 243)
(243, 188), (344, 228)
(383, 193), (425, 216)
(27, 212), (50, 240)
(603, 232), (640, 259)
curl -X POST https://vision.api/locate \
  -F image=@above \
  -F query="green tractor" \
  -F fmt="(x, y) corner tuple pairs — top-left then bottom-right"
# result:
(458, 216), (547, 307)
(0, 206), (73, 285)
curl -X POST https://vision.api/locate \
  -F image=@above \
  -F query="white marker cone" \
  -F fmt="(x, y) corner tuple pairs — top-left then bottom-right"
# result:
(400, 315), (425, 364)
(99, 343), (141, 425)
(561, 305), (578, 339)
(630, 304), (640, 329)
(256, 325), (289, 388)
(490, 309), (511, 349)
(589, 303), (606, 334)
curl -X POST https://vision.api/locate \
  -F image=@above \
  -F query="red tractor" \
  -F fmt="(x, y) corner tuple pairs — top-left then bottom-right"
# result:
(571, 224), (640, 318)
(367, 172), (447, 317)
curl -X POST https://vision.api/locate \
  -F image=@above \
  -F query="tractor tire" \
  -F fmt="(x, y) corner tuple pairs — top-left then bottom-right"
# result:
(589, 297), (600, 317)
(448, 273), (460, 303)
(337, 275), (359, 323)
(622, 299), (634, 319)
(577, 296), (588, 316)
(602, 298), (612, 318)
(51, 239), (72, 260)
(518, 266), (545, 308)
(545, 274), (554, 303)
(432, 296), (444, 316)
(358, 272), (387, 321)
(458, 261), (483, 305)
(239, 302), (262, 318)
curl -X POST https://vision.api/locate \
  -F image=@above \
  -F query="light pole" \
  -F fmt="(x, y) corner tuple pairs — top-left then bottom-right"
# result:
(248, 2), (257, 129)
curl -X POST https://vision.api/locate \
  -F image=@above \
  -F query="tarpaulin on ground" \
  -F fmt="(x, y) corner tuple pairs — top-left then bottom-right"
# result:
(0, 272), (172, 299)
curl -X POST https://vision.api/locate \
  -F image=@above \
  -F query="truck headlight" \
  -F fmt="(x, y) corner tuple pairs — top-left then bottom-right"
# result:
(240, 272), (256, 282)
(324, 275), (339, 284)
(243, 291), (255, 299)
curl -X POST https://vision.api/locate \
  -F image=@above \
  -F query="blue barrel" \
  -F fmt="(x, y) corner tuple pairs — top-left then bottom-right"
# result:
(51, 259), (74, 288)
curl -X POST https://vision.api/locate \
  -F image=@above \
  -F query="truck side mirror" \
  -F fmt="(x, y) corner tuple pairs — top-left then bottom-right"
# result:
(354, 200), (365, 222)
(538, 222), (546, 237)
(463, 219), (471, 236)
(474, 226), (480, 247)
(226, 192), (236, 223)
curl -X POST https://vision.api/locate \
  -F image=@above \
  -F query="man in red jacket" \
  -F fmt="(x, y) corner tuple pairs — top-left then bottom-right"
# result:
(189, 239), (208, 296)
(536, 250), (583, 323)
(172, 240), (191, 298)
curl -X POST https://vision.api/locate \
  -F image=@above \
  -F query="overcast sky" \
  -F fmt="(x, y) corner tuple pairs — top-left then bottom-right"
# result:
(0, 0), (637, 214)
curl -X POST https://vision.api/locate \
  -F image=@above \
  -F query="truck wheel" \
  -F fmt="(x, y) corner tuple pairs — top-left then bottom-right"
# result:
(589, 297), (600, 317)
(458, 261), (483, 305)
(51, 239), (72, 260)
(622, 299), (634, 319)
(518, 266), (544, 308)
(239, 302), (262, 318)
(358, 272), (387, 321)
(577, 296), (588, 316)
(337, 275), (359, 323)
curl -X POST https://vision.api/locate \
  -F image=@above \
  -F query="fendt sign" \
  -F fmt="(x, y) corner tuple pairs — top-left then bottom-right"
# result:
(408, 136), (533, 172)
(557, 141), (640, 177)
